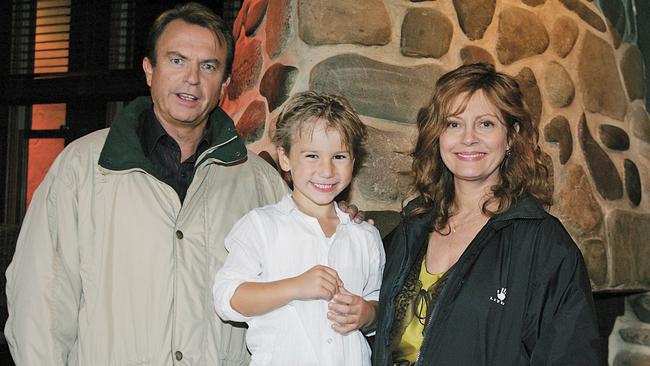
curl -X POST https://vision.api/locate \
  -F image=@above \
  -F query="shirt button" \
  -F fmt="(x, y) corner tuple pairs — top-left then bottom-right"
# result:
(176, 230), (184, 239)
(175, 351), (183, 360)
(327, 338), (333, 344)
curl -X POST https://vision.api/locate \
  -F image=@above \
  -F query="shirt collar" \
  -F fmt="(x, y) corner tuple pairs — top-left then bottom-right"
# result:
(276, 194), (351, 224)
(138, 107), (211, 159)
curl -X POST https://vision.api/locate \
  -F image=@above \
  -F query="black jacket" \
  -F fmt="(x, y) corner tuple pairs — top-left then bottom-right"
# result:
(372, 196), (602, 366)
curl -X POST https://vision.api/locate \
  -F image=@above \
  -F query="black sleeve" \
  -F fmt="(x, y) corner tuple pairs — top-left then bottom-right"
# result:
(523, 218), (604, 366)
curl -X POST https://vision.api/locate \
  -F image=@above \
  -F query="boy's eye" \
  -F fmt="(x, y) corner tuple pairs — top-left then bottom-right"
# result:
(333, 154), (348, 160)
(305, 154), (318, 159)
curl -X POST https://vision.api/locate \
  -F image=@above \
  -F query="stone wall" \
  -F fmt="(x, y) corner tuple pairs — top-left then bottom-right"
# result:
(609, 293), (650, 364)
(222, 0), (650, 294)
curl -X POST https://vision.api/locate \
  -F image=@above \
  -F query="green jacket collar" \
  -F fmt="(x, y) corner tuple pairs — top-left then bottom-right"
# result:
(98, 96), (247, 173)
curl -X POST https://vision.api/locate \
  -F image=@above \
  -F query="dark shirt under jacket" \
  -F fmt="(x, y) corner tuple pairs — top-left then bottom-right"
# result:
(137, 108), (210, 203)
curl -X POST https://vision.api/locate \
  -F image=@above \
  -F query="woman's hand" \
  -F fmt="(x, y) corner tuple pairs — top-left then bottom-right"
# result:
(327, 286), (377, 334)
(338, 201), (375, 225)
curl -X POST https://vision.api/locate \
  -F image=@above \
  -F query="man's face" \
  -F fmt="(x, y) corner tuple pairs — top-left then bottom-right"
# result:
(143, 19), (230, 130)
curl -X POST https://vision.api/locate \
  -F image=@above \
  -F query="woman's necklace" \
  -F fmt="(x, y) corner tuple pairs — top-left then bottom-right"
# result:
(448, 211), (488, 235)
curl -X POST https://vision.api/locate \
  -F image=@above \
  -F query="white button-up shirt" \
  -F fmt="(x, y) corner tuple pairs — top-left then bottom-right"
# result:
(213, 194), (385, 366)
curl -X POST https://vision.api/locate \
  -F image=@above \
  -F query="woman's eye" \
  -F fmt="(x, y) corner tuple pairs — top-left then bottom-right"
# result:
(479, 120), (495, 128)
(446, 121), (459, 128)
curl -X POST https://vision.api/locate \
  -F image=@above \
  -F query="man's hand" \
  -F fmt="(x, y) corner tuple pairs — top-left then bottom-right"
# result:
(338, 201), (374, 225)
(291, 265), (342, 301)
(327, 286), (377, 334)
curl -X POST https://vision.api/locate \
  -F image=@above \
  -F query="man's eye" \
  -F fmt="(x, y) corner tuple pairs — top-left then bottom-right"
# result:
(171, 58), (183, 65)
(202, 63), (217, 72)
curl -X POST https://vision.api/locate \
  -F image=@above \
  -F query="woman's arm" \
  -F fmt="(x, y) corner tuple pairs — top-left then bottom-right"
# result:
(524, 218), (603, 365)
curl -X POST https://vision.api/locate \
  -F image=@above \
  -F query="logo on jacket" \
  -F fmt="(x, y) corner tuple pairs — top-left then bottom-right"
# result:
(490, 287), (507, 306)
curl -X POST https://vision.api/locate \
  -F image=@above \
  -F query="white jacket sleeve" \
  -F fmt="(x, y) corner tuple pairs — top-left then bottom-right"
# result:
(4, 155), (82, 365)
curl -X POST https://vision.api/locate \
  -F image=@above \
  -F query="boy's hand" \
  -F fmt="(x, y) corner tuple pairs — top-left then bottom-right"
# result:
(292, 265), (342, 301)
(327, 286), (377, 334)
(337, 201), (374, 225)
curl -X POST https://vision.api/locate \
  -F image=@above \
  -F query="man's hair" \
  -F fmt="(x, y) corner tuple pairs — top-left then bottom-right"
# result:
(411, 63), (552, 228)
(272, 91), (367, 162)
(146, 2), (234, 76)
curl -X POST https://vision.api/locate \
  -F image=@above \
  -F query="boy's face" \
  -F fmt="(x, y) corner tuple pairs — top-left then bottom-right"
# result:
(277, 118), (354, 217)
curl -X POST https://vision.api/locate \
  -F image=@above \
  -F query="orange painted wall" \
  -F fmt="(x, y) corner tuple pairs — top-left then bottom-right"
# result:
(27, 104), (65, 207)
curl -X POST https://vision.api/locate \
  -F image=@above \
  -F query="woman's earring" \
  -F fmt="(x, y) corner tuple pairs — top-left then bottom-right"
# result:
(505, 147), (511, 157)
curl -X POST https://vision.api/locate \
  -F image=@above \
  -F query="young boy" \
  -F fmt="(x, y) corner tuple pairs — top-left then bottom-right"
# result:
(213, 91), (385, 366)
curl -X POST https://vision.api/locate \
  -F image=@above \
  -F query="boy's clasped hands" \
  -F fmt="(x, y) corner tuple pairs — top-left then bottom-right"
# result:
(292, 264), (377, 334)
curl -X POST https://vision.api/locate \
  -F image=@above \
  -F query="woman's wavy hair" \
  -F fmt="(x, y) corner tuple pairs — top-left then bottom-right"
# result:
(411, 63), (552, 230)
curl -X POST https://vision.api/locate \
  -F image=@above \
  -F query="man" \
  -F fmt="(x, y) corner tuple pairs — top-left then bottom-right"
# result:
(4, 3), (289, 365)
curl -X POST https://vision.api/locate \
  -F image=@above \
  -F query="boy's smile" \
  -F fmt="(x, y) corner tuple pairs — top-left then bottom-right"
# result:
(278, 118), (354, 218)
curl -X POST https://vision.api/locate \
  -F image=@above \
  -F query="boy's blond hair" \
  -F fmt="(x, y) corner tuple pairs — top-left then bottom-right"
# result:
(272, 91), (367, 161)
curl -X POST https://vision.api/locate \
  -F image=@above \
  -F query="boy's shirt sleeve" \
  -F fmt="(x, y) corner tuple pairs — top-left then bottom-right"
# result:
(359, 226), (385, 337)
(212, 210), (266, 323)
(363, 226), (386, 302)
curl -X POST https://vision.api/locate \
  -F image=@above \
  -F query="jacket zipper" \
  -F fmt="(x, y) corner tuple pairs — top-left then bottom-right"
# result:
(413, 223), (498, 365)
(195, 134), (242, 166)
(98, 166), (182, 206)
(184, 142), (246, 211)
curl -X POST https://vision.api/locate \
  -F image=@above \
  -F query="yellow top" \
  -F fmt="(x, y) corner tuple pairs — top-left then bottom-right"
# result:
(394, 259), (445, 364)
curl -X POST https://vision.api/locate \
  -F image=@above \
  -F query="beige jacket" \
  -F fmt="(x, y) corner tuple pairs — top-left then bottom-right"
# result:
(5, 97), (288, 365)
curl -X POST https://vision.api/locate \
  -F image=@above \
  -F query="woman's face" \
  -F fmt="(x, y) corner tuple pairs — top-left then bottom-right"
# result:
(439, 90), (509, 188)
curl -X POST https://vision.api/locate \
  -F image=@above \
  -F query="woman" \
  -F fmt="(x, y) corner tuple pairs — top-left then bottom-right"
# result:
(372, 63), (601, 365)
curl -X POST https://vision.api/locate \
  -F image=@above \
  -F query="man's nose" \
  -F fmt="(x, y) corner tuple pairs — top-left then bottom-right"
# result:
(185, 63), (200, 85)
